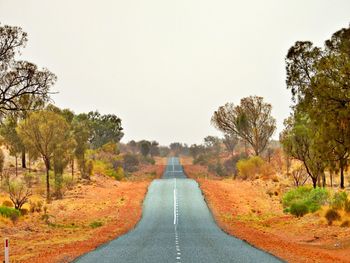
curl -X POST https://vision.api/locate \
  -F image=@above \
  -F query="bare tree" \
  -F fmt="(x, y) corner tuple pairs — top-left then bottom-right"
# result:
(212, 96), (276, 156)
(8, 180), (32, 210)
(290, 166), (308, 187)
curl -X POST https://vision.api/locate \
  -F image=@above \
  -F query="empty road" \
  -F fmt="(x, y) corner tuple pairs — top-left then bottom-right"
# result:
(75, 157), (282, 263)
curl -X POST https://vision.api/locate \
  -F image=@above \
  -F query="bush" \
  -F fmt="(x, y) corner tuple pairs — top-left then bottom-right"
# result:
(29, 200), (43, 213)
(123, 153), (139, 173)
(282, 186), (329, 216)
(0, 206), (20, 218)
(290, 202), (309, 217)
(2, 200), (13, 208)
(325, 208), (341, 225)
(236, 156), (264, 180)
(23, 172), (35, 188)
(89, 220), (103, 228)
(208, 161), (227, 176)
(331, 191), (348, 210)
(341, 220), (350, 227)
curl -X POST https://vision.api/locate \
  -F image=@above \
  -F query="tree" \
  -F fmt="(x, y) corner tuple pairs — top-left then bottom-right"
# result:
(72, 114), (91, 180)
(222, 134), (238, 157)
(17, 111), (71, 201)
(285, 25), (350, 188)
(139, 140), (151, 157)
(0, 116), (24, 175)
(212, 96), (276, 156)
(86, 111), (123, 149)
(7, 179), (31, 209)
(0, 24), (56, 116)
(189, 144), (204, 160)
(150, 141), (160, 157)
(280, 114), (325, 188)
(127, 140), (138, 154)
(169, 142), (183, 156)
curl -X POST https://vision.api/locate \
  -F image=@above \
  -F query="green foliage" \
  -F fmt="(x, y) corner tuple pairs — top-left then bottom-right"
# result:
(89, 220), (103, 228)
(17, 110), (72, 201)
(0, 206), (20, 218)
(331, 191), (348, 210)
(290, 202), (309, 217)
(325, 208), (341, 225)
(236, 156), (264, 179)
(282, 187), (329, 216)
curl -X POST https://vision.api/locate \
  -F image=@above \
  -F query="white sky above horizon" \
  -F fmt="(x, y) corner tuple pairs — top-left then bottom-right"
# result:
(0, 0), (349, 146)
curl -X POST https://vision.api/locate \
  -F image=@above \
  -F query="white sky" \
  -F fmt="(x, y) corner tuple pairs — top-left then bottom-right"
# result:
(0, 1), (349, 145)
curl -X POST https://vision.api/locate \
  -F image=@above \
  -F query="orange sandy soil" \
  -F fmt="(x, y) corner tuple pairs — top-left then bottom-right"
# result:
(183, 163), (350, 263)
(0, 163), (165, 263)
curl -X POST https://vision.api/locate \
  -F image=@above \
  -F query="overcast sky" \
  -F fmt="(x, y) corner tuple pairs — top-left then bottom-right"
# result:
(0, 1), (349, 145)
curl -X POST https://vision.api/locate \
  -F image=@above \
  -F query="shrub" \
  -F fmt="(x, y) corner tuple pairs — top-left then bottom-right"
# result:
(2, 200), (13, 208)
(29, 200), (43, 213)
(325, 208), (341, 225)
(341, 220), (350, 227)
(282, 187), (329, 216)
(331, 191), (348, 210)
(345, 199), (350, 213)
(23, 172), (35, 188)
(236, 156), (264, 180)
(89, 220), (103, 228)
(208, 161), (227, 176)
(20, 208), (28, 216)
(290, 202), (308, 217)
(123, 153), (139, 173)
(0, 206), (20, 218)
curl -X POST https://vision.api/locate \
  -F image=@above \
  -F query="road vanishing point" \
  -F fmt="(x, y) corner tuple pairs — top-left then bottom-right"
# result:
(75, 157), (282, 263)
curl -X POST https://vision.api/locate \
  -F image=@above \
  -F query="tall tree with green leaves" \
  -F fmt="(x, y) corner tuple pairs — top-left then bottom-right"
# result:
(285, 25), (350, 188)
(17, 111), (71, 201)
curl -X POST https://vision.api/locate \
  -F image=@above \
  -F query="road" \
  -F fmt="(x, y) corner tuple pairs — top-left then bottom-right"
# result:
(75, 157), (282, 263)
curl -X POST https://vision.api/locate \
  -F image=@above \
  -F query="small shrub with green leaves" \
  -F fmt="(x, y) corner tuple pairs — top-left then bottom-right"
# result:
(290, 202), (309, 217)
(282, 186), (329, 216)
(0, 206), (20, 218)
(325, 208), (341, 225)
(89, 220), (103, 228)
(236, 156), (264, 180)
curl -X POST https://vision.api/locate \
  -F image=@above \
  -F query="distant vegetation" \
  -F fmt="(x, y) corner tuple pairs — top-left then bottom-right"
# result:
(0, 23), (164, 225)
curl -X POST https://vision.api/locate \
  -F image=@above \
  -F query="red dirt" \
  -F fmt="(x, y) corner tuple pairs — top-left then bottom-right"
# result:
(183, 163), (350, 263)
(0, 164), (165, 263)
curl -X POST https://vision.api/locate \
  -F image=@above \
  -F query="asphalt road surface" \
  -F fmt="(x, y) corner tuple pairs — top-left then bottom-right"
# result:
(75, 157), (282, 263)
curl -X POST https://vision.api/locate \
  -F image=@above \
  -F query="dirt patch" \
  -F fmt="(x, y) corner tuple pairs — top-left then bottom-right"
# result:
(183, 164), (350, 263)
(0, 164), (165, 262)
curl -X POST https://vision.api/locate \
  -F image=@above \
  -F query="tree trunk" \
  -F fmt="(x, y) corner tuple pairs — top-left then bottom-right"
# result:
(330, 171), (333, 187)
(45, 158), (51, 202)
(21, 149), (26, 168)
(339, 159), (345, 189)
(340, 165), (345, 189)
(312, 177), (317, 188)
(317, 174), (321, 187)
(71, 158), (74, 179)
(321, 172), (326, 187)
(15, 156), (18, 177)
